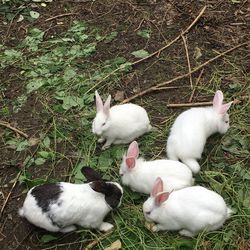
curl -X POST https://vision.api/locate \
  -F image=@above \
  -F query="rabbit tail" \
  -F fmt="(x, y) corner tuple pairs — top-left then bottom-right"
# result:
(147, 124), (152, 132)
(18, 207), (24, 217)
(226, 207), (233, 219)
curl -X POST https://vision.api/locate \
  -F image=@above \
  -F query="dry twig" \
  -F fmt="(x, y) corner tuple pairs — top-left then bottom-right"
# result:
(85, 231), (113, 250)
(122, 41), (249, 103)
(188, 68), (204, 102)
(45, 13), (78, 22)
(0, 120), (28, 139)
(167, 97), (242, 108)
(167, 101), (212, 108)
(131, 6), (207, 66)
(87, 6), (207, 93)
(181, 34), (193, 88)
(0, 172), (21, 219)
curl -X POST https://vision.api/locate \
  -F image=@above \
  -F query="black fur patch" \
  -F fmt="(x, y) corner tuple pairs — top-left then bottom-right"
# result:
(82, 166), (102, 182)
(90, 181), (122, 209)
(31, 183), (62, 213)
(105, 183), (123, 209)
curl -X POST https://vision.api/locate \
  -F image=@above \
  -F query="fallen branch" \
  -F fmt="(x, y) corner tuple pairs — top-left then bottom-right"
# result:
(181, 34), (193, 88)
(87, 6), (207, 92)
(131, 6), (207, 66)
(45, 13), (78, 22)
(0, 172), (21, 219)
(188, 68), (204, 102)
(122, 41), (249, 103)
(167, 97), (242, 108)
(167, 101), (212, 108)
(0, 120), (28, 139)
(85, 231), (113, 250)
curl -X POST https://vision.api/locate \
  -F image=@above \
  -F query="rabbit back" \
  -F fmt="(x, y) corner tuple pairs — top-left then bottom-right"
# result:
(154, 186), (229, 234)
(104, 104), (151, 141)
(123, 159), (193, 194)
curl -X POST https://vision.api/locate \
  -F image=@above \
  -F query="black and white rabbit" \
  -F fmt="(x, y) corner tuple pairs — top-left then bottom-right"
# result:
(19, 167), (123, 233)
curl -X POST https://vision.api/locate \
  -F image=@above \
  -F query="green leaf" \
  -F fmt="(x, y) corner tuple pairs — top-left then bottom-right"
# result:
(62, 96), (82, 110)
(16, 140), (30, 152)
(30, 11), (40, 19)
(38, 151), (50, 159)
(72, 161), (86, 183)
(98, 153), (113, 171)
(137, 29), (151, 39)
(63, 67), (77, 81)
(105, 31), (118, 42)
(131, 49), (149, 58)
(35, 157), (46, 165)
(43, 136), (51, 148)
(40, 234), (58, 244)
(26, 78), (45, 93)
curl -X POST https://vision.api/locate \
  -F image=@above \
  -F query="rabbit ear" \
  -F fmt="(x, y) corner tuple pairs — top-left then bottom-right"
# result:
(127, 141), (139, 159)
(213, 90), (224, 109)
(125, 157), (136, 169)
(213, 90), (232, 115)
(219, 101), (233, 115)
(103, 95), (111, 116)
(82, 167), (103, 182)
(90, 181), (107, 193)
(95, 90), (103, 112)
(151, 177), (163, 197)
(155, 192), (171, 206)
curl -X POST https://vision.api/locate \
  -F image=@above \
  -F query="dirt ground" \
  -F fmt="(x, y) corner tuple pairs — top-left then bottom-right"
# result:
(0, 0), (249, 249)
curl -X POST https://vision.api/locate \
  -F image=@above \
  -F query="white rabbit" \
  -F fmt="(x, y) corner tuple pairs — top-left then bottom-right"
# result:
(119, 141), (194, 194)
(92, 91), (152, 150)
(167, 90), (233, 173)
(19, 167), (123, 233)
(143, 178), (232, 237)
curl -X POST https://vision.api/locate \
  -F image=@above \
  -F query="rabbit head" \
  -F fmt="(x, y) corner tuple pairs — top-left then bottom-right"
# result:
(212, 90), (233, 134)
(82, 166), (123, 209)
(143, 177), (172, 223)
(119, 141), (140, 181)
(92, 91), (112, 136)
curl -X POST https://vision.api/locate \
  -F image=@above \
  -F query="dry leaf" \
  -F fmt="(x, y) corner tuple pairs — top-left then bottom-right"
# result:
(194, 46), (202, 60)
(145, 221), (155, 231)
(105, 239), (122, 250)
(28, 137), (40, 146)
(114, 91), (124, 102)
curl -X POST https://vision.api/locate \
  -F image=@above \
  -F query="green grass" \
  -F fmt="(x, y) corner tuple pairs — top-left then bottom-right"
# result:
(1, 16), (249, 250)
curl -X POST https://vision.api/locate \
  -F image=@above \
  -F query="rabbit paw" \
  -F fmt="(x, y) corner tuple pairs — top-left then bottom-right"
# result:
(97, 137), (105, 143)
(99, 222), (114, 232)
(60, 225), (77, 233)
(179, 229), (195, 237)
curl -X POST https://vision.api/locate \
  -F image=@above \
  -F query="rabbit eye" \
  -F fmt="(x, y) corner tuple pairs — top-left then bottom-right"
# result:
(146, 211), (151, 215)
(102, 122), (106, 126)
(225, 121), (229, 124)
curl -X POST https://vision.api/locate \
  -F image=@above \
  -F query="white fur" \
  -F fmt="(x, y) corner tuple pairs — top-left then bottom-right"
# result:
(19, 182), (122, 233)
(92, 91), (151, 150)
(143, 186), (232, 237)
(120, 143), (194, 194)
(167, 91), (232, 173)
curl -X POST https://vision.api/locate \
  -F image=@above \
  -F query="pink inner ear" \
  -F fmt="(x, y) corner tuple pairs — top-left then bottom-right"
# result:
(213, 90), (224, 111)
(218, 102), (233, 115)
(95, 91), (103, 112)
(126, 157), (136, 169)
(155, 192), (170, 206)
(127, 141), (139, 159)
(103, 95), (111, 116)
(151, 177), (163, 197)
